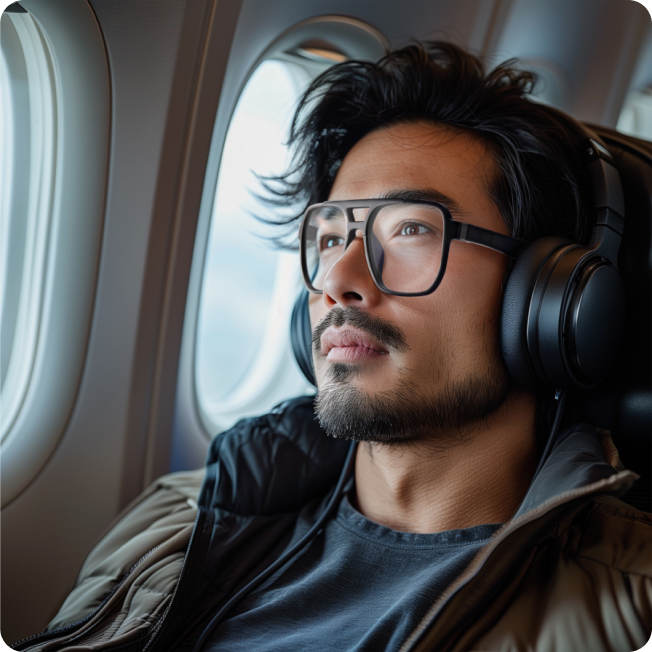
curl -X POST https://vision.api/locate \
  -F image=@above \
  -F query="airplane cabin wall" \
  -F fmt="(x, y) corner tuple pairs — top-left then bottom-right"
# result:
(2, 0), (241, 643)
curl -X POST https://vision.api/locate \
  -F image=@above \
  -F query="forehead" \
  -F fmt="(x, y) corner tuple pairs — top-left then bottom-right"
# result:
(328, 121), (506, 234)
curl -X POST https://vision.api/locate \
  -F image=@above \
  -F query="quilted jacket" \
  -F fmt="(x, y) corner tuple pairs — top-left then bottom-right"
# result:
(12, 396), (652, 651)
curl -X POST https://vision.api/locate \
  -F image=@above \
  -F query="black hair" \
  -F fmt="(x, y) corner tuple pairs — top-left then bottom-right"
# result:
(260, 41), (593, 248)
(262, 41), (596, 446)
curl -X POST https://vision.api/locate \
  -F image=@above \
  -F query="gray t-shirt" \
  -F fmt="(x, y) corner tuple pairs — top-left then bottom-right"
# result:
(207, 494), (501, 651)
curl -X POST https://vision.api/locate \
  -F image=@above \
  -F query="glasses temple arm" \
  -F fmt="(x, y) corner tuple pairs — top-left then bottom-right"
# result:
(454, 221), (528, 258)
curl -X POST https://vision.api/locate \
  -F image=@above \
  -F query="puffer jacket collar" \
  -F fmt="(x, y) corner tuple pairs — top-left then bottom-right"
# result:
(516, 423), (622, 516)
(198, 396), (350, 516)
(198, 395), (626, 520)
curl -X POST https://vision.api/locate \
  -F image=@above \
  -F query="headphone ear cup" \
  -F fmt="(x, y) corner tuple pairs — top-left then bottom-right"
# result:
(560, 258), (626, 388)
(501, 237), (572, 392)
(290, 290), (316, 386)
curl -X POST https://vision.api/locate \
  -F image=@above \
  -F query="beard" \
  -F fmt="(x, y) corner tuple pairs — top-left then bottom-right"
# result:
(313, 306), (510, 447)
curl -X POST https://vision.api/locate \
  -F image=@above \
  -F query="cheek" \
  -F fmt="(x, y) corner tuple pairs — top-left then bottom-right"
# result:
(406, 245), (506, 371)
(442, 242), (506, 314)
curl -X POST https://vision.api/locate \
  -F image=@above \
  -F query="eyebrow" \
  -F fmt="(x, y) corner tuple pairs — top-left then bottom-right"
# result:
(378, 188), (468, 218)
(320, 207), (343, 221)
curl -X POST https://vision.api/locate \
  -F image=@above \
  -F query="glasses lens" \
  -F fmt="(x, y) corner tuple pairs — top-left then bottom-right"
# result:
(303, 205), (347, 291)
(369, 203), (445, 293)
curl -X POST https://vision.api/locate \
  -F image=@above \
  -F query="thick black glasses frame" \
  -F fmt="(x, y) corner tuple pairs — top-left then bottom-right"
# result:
(299, 199), (528, 297)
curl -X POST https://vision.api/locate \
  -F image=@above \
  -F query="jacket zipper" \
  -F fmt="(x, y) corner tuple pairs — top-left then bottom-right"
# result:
(137, 475), (218, 652)
(13, 596), (115, 651)
(106, 466), (218, 652)
(399, 469), (637, 652)
(13, 542), (167, 651)
(139, 512), (208, 651)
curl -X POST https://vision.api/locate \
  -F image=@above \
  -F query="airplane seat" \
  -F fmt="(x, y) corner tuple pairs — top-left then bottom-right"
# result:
(575, 124), (652, 512)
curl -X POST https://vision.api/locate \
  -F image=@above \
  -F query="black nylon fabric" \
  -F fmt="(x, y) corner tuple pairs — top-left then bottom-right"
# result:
(200, 396), (349, 515)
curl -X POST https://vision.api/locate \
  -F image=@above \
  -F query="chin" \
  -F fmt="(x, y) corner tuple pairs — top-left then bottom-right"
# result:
(314, 361), (510, 444)
(319, 360), (398, 392)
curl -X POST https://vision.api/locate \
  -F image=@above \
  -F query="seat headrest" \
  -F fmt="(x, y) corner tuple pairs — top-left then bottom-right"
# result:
(575, 125), (651, 445)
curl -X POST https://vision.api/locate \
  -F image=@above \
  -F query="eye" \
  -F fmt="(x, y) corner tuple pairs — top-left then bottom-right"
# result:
(319, 234), (345, 251)
(399, 222), (430, 236)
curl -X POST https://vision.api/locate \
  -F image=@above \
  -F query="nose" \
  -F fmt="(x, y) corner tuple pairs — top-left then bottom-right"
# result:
(322, 234), (382, 310)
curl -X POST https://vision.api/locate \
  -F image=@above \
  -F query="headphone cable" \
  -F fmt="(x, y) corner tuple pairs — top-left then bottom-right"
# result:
(527, 389), (568, 494)
(190, 439), (358, 652)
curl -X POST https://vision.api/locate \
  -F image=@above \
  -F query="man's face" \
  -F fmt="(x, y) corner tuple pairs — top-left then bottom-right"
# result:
(309, 121), (512, 444)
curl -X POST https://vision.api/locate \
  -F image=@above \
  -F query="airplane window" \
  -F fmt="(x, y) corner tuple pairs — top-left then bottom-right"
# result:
(0, 10), (56, 441)
(617, 88), (652, 140)
(195, 58), (315, 432)
(0, 24), (16, 388)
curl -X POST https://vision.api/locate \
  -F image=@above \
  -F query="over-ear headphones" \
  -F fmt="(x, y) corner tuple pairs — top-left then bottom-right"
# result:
(291, 288), (316, 386)
(290, 121), (626, 394)
(501, 124), (626, 392)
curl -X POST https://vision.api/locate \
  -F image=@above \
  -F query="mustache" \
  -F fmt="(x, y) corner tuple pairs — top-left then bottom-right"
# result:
(312, 306), (409, 355)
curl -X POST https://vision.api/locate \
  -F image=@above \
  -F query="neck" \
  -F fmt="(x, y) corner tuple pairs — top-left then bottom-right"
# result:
(353, 388), (539, 533)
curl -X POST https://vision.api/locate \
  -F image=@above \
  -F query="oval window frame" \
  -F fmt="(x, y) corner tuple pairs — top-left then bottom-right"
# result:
(0, 0), (110, 507)
(181, 15), (389, 438)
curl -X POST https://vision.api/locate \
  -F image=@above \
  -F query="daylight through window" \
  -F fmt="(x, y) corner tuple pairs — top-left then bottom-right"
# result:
(195, 59), (315, 432)
(0, 10), (57, 442)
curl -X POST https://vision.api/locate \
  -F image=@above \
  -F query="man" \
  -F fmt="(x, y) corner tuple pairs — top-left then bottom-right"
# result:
(19, 42), (651, 652)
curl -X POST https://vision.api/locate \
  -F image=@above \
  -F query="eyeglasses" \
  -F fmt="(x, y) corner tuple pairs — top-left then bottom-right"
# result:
(299, 199), (528, 296)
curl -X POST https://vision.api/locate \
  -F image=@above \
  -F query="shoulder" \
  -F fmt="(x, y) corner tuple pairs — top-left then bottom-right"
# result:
(47, 468), (204, 631)
(474, 496), (652, 651)
(571, 494), (652, 577)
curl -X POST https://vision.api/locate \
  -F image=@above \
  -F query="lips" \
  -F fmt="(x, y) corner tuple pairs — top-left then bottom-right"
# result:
(320, 326), (389, 362)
